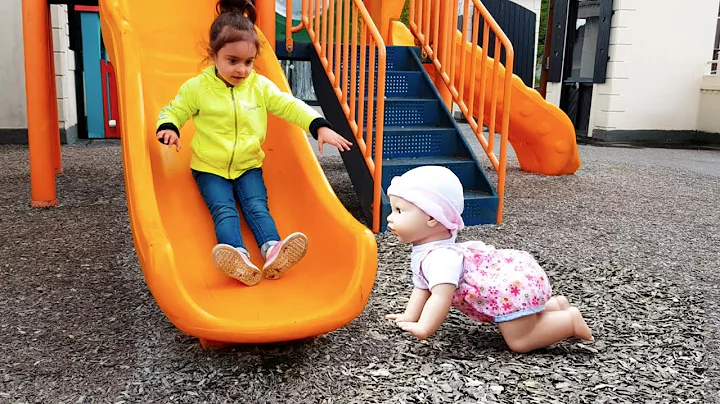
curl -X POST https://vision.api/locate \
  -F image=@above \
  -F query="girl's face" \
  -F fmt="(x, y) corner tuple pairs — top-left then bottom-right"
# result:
(387, 196), (438, 245)
(212, 40), (257, 86)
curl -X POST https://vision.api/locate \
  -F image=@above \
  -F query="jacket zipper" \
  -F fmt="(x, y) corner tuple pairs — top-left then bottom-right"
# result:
(228, 87), (239, 178)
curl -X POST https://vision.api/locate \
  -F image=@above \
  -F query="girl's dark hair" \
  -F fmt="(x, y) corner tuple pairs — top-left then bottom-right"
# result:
(208, 0), (261, 56)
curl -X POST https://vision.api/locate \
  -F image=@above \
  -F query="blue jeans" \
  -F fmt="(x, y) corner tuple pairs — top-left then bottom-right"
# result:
(192, 168), (280, 255)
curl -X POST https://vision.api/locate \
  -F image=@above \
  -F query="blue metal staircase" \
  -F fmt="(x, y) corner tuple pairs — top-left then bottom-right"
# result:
(309, 45), (499, 232)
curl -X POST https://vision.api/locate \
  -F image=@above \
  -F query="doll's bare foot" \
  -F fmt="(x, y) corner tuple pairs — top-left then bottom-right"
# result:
(545, 296), (570, 311)
(386, 313), (416, 323)
(569, 307), (593, 341)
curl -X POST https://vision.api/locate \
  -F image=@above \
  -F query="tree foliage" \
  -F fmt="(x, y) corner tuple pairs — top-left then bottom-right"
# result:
(400, 0), (410, 26)
(537, 0), (550, 68)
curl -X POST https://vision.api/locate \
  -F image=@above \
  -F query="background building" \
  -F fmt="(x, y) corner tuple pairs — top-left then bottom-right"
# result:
(1, 0), (718, 145)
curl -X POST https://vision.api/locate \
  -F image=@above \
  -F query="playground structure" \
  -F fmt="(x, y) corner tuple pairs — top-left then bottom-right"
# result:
(19, 0), (581, 345)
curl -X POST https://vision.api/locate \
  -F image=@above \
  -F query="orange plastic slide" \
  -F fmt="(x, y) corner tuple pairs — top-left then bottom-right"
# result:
(98, 0), (377, 345)
(390, 21), (581, 175)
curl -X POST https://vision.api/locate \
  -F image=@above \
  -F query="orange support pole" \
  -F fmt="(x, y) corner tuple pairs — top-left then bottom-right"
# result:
(46, 6), (62, 175)
(363, 0), (405, 42)
(256, 0), (276, 52)
(22, 0), (58, 207)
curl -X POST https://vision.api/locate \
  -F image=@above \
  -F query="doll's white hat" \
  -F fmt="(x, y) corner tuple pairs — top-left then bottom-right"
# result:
(386, 166), (465, 235)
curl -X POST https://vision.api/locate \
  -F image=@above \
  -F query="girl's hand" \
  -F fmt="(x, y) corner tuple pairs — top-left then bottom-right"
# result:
(316, 127), (352, 153)
(157, 129), (181, 151)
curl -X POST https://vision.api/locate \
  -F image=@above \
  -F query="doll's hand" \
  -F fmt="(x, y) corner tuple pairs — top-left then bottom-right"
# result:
(395, 321), (431, 340)
(317, 127), (352, 153)
(386, 313), (417, 323)
(157, 129), (181, 151)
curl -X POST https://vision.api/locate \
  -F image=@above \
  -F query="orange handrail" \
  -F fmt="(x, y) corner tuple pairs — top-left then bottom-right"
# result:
(284, 0), (308, 52)
(298, 0), (387, 232)
(408, 0), (514, 224)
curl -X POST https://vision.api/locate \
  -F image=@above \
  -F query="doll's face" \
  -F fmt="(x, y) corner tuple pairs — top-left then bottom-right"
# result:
(387, 196), (446, 245)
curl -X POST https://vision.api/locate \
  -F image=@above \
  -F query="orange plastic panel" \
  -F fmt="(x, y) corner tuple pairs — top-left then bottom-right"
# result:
(98, 0), (377, 344)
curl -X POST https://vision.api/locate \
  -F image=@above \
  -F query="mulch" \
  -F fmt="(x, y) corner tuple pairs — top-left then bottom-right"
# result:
(0, 141), (717, 403)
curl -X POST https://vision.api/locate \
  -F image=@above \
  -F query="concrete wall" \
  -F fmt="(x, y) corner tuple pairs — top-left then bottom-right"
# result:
(591, 0), (720, 134)
(51, 5), (79, 143)
(0, 2), (78, 143)
(698, 74), (720, 134)
(544, 0), (720, 137)
(0, 0), (28, 132)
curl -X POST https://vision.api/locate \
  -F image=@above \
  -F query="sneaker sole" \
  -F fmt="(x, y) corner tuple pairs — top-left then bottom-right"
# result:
(263, 233), (308, 280)
(212, 245), (262, 286)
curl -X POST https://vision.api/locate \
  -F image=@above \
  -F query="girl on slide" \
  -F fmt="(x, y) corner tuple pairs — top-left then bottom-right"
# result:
(155, 0), (352, 286)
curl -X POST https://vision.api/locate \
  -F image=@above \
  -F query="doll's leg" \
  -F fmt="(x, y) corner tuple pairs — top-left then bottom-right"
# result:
(544, 296), (570, 311)
(497, 307), (593, 353)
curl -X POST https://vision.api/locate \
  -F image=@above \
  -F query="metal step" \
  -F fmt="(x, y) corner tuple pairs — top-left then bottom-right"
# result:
(378, 157), (499, 230)
(366, 127), (464, 159)
(380, 188), (498, 228)
(330, 45), (423, 72)
(354, 98), (453, 127)
(344, 71), (436, 98)
(381, 156), (493, 193)
(310, 43), (500, 232)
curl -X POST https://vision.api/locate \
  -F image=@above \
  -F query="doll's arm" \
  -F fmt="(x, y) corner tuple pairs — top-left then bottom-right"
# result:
(396, 283), (455, 340)
(387, 287), (431, 322)
(405, 287), (432, 320)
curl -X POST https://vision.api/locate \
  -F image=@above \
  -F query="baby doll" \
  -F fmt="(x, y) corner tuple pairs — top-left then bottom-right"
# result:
(384, 166), (593, 353)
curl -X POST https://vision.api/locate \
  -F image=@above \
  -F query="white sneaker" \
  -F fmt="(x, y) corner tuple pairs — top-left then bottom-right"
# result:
(212, 244), (262, 286)
(262, 232), (309, 280)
